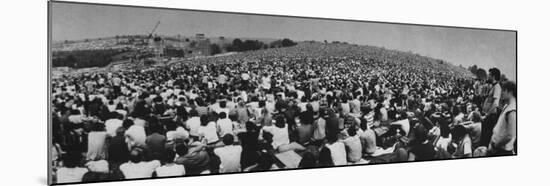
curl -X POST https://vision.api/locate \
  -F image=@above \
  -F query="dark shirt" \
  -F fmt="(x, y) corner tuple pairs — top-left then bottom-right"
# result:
(238, 131), (260, 151)
(108, 135), (129, 163)
(238, 130), (261, 167)
(146, 133), (167, 158)
(410, 142), (436, 161)
(325, 117), (340, 139)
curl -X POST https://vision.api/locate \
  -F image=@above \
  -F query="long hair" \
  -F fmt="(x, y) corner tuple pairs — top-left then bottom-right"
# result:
(318, 147), (334, 167)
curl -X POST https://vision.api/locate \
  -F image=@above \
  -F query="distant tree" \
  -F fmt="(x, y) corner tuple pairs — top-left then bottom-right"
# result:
(232, 39), (243, 51)
(210, 44), (222, 55)
(269, 40), (283, 48)
(223, 43), (233, 52)
(66, 55), (77, 67)
(244, 40), (262, 51)
(242, 40), (254, 51)
(281, 38), (297, 47)
(52, 49), (123, 68)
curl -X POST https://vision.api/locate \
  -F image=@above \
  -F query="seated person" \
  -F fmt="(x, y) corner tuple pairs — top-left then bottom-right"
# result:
(56, 151), (89, 183)
(324, 133), (347, 166)
(318, 147), (335, 167)
(238, 121), (261, 168)
(261, 116), (305, 152)
(174, 142), (210, 175)
(198, 115), (219, 145)
(214, 134), (243, 173)
(119, 147), (161, 179)
(408, 124), (436, 161)
(463, 111), (482, 149)
(451, 125), (473, 158)
(359, 121), (377, 155)
(243, 152), (278, 172)
(298, 151), (317, 168)
(155, 149), (186, 177)
(342, 127), (363, 163)
(216, 112), (234, 137)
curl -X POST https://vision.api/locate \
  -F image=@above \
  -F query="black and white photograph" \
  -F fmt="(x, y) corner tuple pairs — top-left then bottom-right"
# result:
(48, 1), (517, 185)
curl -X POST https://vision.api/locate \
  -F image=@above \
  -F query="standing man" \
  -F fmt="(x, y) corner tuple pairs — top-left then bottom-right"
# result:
(481, 68), (502, 147)
(217, 73), (228, 92)
(488, 81), (516, 155)
(241, 71), (250, 90)
(111, 75), (122, 97)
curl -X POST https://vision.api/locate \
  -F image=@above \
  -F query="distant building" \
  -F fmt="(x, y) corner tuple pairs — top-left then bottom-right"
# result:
(193, 33), (211, 56)
(150, 36), (165, 58)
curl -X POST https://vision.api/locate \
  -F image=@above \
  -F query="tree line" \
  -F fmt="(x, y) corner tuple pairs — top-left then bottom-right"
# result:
(209, 38), (298, 55)
(52, 49), (129, 68)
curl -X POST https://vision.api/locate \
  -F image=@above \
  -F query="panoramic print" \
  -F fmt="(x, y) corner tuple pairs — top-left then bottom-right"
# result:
(49, 1), (517, 185)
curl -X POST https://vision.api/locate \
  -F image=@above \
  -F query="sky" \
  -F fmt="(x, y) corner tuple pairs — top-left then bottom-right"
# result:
(51, 2), (516, 81)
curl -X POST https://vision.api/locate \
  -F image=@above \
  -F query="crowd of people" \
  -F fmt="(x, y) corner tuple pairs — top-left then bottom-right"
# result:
(50, 42), (517, 184)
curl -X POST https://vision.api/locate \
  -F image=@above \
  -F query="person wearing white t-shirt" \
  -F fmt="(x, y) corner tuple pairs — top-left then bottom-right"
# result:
(56, 152), (88, 184)
(263, 117), (289, 150)
(261, 74), (271, 90)
(86, 123), (108, 161)
(325, 133), (347, 166)
(56, 166), (88, 183)
(125, 125), (146, 148)
(85, 159), (109, 173)
(166, 126), (190, 142)
(215, 101), (230, 118)
(240, 90), (249, 103)
(198, 115), (219, 144)
(105, 115), (123, 137)
(209, 101), (221, 114)
(186, 110), (202, 139)
(155, 150), (185, 177)
(214, 134), (243, 173)
(297, 100), (307, 113)
(119, 148), (161, 179)
(107, 101), (117, 112)
(216, 112), (233, 137)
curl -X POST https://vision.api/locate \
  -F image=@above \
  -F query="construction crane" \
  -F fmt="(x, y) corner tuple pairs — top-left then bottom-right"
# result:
(135, 21), (162, 65)
(146, 21), (164, 64)
(148, 21), (161, 39)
